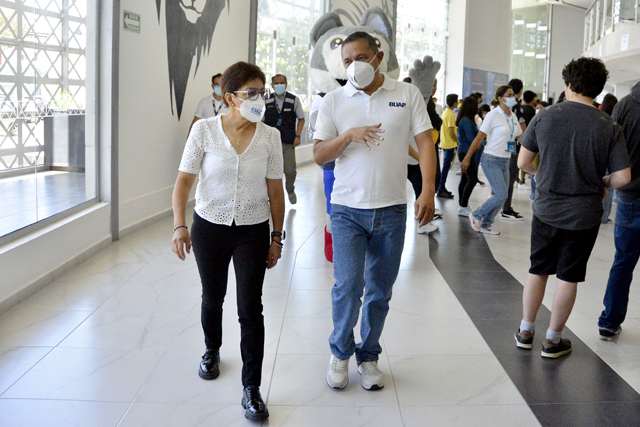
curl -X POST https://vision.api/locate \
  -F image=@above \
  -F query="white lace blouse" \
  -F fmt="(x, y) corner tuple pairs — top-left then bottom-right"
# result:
(178, 116), (284, 226)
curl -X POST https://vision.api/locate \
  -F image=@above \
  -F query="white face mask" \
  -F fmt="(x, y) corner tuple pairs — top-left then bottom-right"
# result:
(346, 54), (380, 89)
(233, 95), (265, 123)
(503, 97), (517, 108)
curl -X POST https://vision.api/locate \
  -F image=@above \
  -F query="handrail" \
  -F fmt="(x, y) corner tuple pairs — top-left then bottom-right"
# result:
(584, 0), (640, 50)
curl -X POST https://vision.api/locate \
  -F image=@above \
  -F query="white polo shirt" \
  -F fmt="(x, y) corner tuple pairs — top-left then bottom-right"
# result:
(315, 74), (432, 209)
(480, 106), (522, 159)
(194, 93), (228, 119)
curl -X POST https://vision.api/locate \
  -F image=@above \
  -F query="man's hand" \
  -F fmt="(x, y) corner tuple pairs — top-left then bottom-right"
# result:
(408, 56), (441, 99)
(414, 192), (435, 227)
(349, 123), (385, 150)
(460, 158), (470, 173)
(294, 137), (301, 147)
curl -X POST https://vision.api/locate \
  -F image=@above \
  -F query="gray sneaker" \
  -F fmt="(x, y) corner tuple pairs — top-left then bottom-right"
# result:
(357, 361), (384, 390)
(288, 191), (297, 204)
(326, 355), (349, 389)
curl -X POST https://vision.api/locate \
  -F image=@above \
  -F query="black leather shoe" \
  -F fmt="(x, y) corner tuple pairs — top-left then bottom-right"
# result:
(436, 190), (454, 199)
(241, 386), (269, 421)
(198, 348), (220, 380)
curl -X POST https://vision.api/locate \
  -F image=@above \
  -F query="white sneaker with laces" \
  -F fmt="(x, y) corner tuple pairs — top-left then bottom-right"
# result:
(358, 361), (384, 390)
(417, 222), (439, 234)
(480, 227), (500, 235)
(326, 355), (349, 389)
(469, 214), (481, 232)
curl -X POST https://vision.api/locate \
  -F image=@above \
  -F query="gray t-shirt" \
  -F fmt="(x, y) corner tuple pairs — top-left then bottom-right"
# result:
(520, 101), (630, 230)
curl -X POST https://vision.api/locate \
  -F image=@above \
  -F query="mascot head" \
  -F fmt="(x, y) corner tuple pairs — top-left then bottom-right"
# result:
(309, 6), (399, 94)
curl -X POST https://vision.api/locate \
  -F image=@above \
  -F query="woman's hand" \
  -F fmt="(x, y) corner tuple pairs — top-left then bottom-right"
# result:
(460, 158), (470, 173)
(172, 227), (191, 261)
(267, 241), (282, 269)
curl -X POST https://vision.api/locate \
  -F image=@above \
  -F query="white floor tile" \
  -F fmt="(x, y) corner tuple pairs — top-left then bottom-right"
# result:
(389, 355), (526, 406)
(269, 405), (404, 426)
(119, 403), (254, 427)
(401, 404), (541, 427)
(0, 399), (130, 427)
(3, 347), (163, 402)
(0, 309), (92, 347)
(0, 346), (52, 394)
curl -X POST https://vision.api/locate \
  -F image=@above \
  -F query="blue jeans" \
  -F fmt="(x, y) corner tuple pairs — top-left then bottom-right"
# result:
(329, 203), (407, 362)
(602, 189), (614, 223)
(473, 154), (510, 228)
(598, 197), (640, 331)
(438, 148), (456, 193)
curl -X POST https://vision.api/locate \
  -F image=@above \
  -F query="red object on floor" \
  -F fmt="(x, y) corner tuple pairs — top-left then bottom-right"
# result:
(324, 226), (333, 263)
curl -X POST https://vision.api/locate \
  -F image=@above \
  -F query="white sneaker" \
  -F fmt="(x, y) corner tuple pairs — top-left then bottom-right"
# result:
(433, 209), (443, 220)
(469, 214), (481, 232)
(458, 206), (472, 217)
(480, 227), (500, 235)
(326, 355), (349, 389)
(358, 361), (384, 390)
(417, 222), (439, 234)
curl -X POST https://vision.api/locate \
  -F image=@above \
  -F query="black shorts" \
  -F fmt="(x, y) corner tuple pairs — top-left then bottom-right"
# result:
(529, 215), (600, 283)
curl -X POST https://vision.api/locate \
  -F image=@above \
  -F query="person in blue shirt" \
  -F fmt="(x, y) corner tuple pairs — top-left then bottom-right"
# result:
(456, 96), (480, 217)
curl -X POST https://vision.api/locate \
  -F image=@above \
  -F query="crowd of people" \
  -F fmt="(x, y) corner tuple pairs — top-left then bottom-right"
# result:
(168, 30), (640, 422)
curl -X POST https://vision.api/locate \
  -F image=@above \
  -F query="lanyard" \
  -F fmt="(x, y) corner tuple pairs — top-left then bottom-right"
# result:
(501, 108), (515, 141)
(212, 99), (222, 116)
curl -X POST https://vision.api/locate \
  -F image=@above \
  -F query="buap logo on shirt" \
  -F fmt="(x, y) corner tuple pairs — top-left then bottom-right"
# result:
(389, 102), (406, 108)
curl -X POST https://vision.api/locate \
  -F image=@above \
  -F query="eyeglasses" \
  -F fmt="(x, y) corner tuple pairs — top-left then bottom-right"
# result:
(234, 88), (267, 101)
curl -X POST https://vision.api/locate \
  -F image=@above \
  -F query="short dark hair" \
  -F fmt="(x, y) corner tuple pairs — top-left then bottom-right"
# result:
(211, 73), (222, 85)
(600, 93), (618, 116)
(221, 62), (266, 107)
(403, 77), (412, 83)
(562, 57), (609, 99)
(479, 104), (491, 114)
(342, 31), (379, 54)
(272, 74), (287, 84)
(446, 94), (459, 108)
(523, 90), (537, 104)
(508, 79), (523, 95)
(538, 101), (550, 107)
(472, 92), (483, 99)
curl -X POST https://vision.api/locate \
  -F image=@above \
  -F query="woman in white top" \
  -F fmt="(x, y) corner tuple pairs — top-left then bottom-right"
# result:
(171, 62), (284, 422)
(461, 85), (522, 235)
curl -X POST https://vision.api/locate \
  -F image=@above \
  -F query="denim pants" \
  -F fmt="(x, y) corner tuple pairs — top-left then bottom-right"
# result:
(438, 148), (456, 193)
(190, 213), (269, 387)
(329, 203), (407, 362)
(602, 189), (614, 223)
(473, 154), (510, 228)
(598, 197), (640, 331)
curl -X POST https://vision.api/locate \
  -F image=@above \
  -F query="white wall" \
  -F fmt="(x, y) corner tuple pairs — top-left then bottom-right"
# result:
(445, 0), (511, 98)
(117, 0), (252, 233)
(548, 5), (585, 101)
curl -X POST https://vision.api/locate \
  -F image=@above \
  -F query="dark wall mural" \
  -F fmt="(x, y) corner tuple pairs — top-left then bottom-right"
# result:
(155, 0), (229, 119)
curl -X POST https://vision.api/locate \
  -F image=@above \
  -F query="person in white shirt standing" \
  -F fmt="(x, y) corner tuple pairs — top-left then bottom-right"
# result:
(313, 32), (437, 391)
(172, 62), (284, 422)
(188, 73), (229, 135)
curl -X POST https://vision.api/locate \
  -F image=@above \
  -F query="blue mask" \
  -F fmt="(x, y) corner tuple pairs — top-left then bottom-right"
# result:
(274, 84), (286, 96)
(213, 85), (222, 97)
(503, 97), (517, 108)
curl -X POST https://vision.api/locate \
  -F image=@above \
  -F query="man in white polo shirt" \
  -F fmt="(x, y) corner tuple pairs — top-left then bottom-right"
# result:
(313, 32), (437, 391)
(188, 73), (228, 136)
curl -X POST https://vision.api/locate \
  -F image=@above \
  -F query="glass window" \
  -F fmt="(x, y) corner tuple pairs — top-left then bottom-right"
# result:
(255, 0), (323, 111)
(0, 0), (97, 238)
(510, 4), (548, 98)
(396, 0), (449, 103)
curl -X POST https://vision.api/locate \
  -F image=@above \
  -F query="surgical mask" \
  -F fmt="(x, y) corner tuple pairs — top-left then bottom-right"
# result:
(213, 85), (222, 97)
(503, 97), (517, 108)
(274, 84), (286, 96)
(233, 95), (265, 123)
(346, 54), (380, 89)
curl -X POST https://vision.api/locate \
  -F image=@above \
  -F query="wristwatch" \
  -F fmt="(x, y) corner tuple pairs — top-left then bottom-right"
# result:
(295, 134), (301, 138)
(271, 230), (286, 240)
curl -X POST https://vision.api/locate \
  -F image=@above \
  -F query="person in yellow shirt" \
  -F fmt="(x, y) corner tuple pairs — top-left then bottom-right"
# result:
(437, 94), (459, 198)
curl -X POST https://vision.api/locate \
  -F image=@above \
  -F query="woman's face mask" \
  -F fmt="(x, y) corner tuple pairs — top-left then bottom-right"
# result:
(232, 94), (265, 123)
(502, 96), (517, 108)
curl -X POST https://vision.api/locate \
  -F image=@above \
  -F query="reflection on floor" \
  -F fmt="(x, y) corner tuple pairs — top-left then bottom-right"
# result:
(0, 163), (639, 426)
(0, 171), (89, 237)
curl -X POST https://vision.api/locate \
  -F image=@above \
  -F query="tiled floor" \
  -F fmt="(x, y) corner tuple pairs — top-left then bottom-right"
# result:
(1, 163), (639, 426)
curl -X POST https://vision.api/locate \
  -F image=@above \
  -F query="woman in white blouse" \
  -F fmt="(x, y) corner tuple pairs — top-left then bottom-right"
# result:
(461, 85), (522, 235)
(171, 62), (284, 422)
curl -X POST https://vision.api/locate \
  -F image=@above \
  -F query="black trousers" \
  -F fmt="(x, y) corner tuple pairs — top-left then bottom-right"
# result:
(503, 153), (519, 212)
(457, 150), (479, 207)
(190, 212), (270, 387)
(407, 163), (422, 199)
